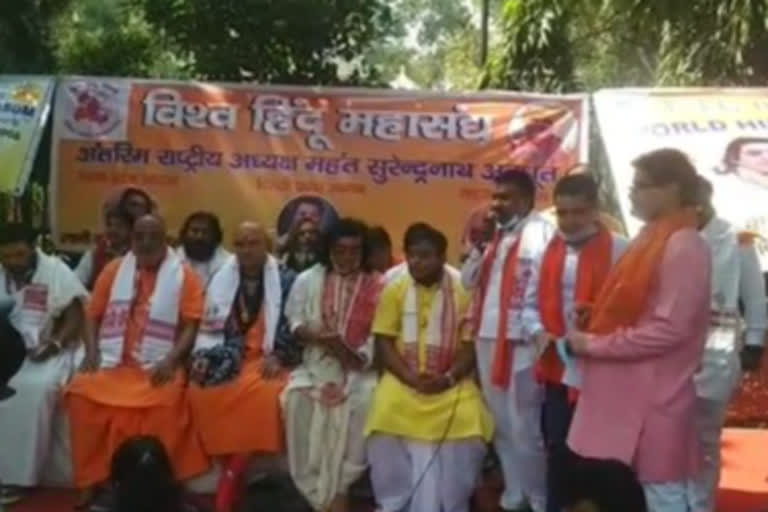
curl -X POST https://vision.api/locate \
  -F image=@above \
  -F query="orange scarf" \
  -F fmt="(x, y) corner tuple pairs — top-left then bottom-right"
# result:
(588, 210), (698, 335)
(536, 224), (613, 385)
(471, 229), (522, 389)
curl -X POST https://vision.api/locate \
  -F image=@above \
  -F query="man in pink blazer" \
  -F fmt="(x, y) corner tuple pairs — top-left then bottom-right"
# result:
(566, 148), (711, 512)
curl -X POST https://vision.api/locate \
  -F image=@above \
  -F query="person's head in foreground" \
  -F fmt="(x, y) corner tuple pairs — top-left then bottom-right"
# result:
(404, 222), (447, 287)
(695, 176), (716, 229)
(103, 207), (134, 252)
(630, 148), (700, 223)
(559, 457), (647, 512)
(233, 221), (269, 276)
(492, 169), (536, 226)
(132, 214), (168, 269)
(179, 211), (223, 263)
(118, 187), (155, 222)
(0, 223), (38, 281)
(720, 136), (768, 188)
(553, 173), (601, 244)
(367, 226), (394, 273)
(320, 218), (370, 276)
(110, 436), (182, 512)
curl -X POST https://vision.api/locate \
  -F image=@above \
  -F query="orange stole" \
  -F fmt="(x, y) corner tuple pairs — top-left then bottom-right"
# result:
(536, 226), (613, 385)
(588, 210), (698, 336)
(188, 312), (287, 456)
(471, 231), (523, 389)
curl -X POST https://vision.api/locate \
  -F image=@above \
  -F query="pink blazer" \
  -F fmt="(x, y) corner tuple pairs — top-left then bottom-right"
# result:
(568, 228), (711, 483)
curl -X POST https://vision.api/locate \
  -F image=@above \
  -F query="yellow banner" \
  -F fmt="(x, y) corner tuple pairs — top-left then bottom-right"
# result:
(51, 78), (588, 256)
(0, 75), (54, 195)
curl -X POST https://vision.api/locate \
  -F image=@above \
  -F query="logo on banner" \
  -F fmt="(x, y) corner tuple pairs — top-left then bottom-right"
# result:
(62, 81), (128, 139)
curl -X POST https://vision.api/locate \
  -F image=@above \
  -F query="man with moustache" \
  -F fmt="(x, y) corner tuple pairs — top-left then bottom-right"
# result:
(462, 170), (555, 512)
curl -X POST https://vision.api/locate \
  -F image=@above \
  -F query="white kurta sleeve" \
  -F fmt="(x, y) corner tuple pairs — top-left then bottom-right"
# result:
(460, 247), (484, 290)
(520, 255), (544, 341)
(74, 249), (94, 287)
(739, 243), (768, 347)
(285, 271), (310, 333)
(517, 219), (556, 339)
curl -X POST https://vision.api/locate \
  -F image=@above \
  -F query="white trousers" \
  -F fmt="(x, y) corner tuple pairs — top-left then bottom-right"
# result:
(0, 355), (73, 486)
(645, 482), (689, 512)
(367, 435), (486, 512)
(476, 339), (547, 512)
(283, 380), (373, 511)
(686, 397), (730, 512)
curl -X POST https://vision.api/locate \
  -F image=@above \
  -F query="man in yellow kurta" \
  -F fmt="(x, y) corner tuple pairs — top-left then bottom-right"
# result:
(365, 222), (494, 512)
(66, 214), (209, 505)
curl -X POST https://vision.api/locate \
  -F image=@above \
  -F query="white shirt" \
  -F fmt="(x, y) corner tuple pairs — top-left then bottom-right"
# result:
(462, 211), (556, 341)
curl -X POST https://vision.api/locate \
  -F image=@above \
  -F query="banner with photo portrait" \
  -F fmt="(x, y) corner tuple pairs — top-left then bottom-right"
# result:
(594, 88), (768, 270)
(50, 77), (588, 257)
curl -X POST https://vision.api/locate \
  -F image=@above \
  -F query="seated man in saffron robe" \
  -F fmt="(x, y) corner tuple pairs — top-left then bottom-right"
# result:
(365, 222), (494, 512)
(66, 214), (209, 506)
(188, 222), (299, 512)
(0, 224), (88, 505)
(282, 218), (382, 512)
(565, 149), (711, 512)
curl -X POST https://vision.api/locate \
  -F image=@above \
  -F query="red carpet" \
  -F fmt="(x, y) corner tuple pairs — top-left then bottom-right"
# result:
(10, 429), (768, 512)
(728, 350), (768, 427)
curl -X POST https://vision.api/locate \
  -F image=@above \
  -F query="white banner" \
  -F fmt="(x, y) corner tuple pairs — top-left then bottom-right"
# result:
(594, 88), (768, 269)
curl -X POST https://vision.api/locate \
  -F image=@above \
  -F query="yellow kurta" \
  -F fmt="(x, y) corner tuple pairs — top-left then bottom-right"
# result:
(364, 272), (494, 442)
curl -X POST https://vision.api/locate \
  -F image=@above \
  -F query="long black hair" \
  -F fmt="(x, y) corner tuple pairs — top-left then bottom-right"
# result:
(178, 211), (224, 246)
(318, 217), (371, 272)
(110, 436), (183, 512)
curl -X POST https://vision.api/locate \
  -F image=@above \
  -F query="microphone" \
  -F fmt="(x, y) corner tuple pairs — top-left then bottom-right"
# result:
(0, 306), (26, 402)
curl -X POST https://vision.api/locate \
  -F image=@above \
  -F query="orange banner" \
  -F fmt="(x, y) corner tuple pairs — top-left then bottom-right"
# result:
(51, 78), (588, 257)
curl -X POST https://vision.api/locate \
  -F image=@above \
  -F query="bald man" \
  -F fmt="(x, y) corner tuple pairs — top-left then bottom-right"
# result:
(66, 214), (209, 505)
(187, 222), (300, 512)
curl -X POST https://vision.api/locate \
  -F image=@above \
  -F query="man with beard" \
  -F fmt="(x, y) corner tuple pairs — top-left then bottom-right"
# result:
(0, 224), (89, 505)
(66, 214), (209, 507)
(461, 170), (555, 512)
(177, 212), (231, 288)
(281, 219), (321, 274)
(566, 149), (711, 512)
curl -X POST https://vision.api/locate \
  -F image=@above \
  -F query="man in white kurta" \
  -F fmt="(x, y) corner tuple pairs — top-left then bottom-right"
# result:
(177, 211), (231, 288)
(687, 178), (768, 512)
(0, 225), (88, 503)
(462, 171), (555, 512)
(281, 218), (382, 512)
